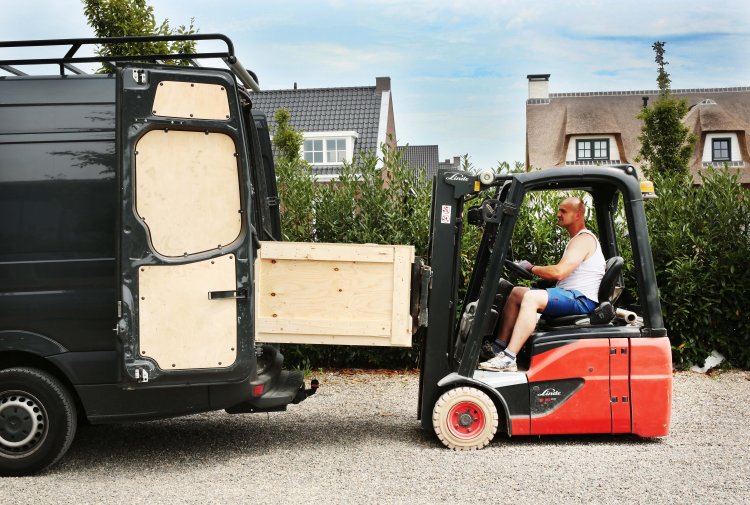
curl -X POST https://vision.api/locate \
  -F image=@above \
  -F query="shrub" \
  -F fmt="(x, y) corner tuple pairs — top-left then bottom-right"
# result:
(646, 168), (750, 368)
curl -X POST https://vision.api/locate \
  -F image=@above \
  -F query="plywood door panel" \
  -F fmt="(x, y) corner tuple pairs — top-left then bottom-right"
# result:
(135, 129), (241, 257)
(139, 254), (237, 369)
(152, 80), (230, 120)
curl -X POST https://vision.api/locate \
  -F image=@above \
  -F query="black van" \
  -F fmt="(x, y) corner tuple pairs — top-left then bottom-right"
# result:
(0, 35), (312, 476)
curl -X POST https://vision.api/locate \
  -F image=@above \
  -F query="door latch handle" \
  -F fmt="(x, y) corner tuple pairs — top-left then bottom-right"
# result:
(208, 289), (248, 300)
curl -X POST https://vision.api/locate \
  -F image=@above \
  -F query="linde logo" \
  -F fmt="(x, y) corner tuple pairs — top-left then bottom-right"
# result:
(446, 173), (469, 182)
(538, 388), (562, 397)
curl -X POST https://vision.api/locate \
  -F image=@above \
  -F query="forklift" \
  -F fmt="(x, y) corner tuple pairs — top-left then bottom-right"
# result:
(417, 165), (672, 449)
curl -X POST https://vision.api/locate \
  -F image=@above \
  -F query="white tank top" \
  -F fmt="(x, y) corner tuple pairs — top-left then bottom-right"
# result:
(556, 229), (606, 302)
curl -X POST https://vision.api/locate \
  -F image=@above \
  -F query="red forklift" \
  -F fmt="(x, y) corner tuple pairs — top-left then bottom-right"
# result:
(417, 165), (672, 449)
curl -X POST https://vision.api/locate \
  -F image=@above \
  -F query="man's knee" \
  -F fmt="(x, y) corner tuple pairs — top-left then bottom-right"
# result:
(521, 289), (548, 310)
(509, 286), (527, 302)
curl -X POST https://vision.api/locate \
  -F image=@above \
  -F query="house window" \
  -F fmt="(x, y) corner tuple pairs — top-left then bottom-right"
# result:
(712, 138), (731, 162)
(303, 139), (324, 163)
(576, 139), (609, 161)
(304, 137), (347, 164)
(301, 131), (359, 166)
(326, 139), (346, 163)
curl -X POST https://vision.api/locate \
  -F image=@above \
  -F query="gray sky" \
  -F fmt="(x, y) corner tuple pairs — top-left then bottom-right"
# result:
(2, 0), (749, 169)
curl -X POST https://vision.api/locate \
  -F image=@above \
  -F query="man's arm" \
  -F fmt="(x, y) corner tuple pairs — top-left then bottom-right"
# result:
(531, 234), (596, 281)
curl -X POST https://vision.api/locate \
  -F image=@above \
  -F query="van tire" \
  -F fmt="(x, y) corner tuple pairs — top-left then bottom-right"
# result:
(0, 367), (77, 476)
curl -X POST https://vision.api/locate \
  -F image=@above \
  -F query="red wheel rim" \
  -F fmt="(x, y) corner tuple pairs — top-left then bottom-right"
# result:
(446, 400), (486, 439)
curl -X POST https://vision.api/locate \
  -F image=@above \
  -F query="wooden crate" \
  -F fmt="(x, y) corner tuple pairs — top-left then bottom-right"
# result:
(254, 241), (414, 347)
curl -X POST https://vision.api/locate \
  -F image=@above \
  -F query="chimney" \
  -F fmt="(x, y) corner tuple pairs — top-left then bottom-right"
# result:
(294, 82), (297, 90)
(527, 74), (551, 99)
(375, 76), (391, 92)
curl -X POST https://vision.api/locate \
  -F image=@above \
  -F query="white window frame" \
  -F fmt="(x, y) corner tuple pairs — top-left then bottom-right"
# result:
(565, 135), (621, 165)
(301, 131), (359, 166)
(703, 132), (740, 163)
(576, 138), (609, 161)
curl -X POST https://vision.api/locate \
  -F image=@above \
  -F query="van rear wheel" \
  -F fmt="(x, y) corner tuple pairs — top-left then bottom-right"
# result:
(432, 386), (498, 450)
(0, 367), (77, 476)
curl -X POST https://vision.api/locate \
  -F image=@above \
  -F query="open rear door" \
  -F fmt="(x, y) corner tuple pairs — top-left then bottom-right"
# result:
(116, 64), (255, 384)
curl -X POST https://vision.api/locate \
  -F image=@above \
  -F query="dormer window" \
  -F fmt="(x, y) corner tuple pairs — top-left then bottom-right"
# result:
(712, 137), (731, 162)
(576, 139), (609, 161)
(702, 133), (741, 167)
(565, 135), (621, 165)
(301, 131), (359, 165)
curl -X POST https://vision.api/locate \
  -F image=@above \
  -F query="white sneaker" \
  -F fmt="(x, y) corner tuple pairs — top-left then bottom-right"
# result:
(478, 353), (517, 372)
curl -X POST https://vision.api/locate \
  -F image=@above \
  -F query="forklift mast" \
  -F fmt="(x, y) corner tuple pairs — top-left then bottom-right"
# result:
(417, 168), (516, 428)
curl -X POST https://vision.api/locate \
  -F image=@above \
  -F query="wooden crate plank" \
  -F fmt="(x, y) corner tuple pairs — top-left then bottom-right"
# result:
(259, 241), (396, 263)
(256, 333), (395, 347)
(257, 317), (390, 337)
(390, 246), (413, 346)
(256, 259), (393, 321)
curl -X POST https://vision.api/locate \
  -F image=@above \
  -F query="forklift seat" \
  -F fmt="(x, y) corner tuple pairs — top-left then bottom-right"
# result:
(539, 256), (624, 328)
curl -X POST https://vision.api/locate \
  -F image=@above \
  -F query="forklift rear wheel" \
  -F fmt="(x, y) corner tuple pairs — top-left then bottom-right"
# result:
(433, 386), (498, 450)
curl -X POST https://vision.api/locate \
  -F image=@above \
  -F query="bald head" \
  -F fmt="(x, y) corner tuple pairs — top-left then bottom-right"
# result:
(557, 197), (586, 234)
(561, 197), (585, 215)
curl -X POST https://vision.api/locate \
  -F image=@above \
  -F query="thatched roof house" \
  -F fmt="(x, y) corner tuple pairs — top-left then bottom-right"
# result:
(525, 74), (750, 184)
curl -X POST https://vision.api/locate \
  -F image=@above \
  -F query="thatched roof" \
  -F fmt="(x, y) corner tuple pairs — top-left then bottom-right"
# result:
(526, 87), (750, 184)
(683, 99), (749, 133)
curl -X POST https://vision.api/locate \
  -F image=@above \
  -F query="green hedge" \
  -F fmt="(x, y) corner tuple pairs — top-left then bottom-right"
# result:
(644, 169), (750, 368)
(276, 155), (750, 370)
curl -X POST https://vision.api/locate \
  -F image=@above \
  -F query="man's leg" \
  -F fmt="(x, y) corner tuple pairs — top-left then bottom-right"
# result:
(480, 289), (548, 372)
(505, 289), (548, 354)
(496, 286), (528, 345)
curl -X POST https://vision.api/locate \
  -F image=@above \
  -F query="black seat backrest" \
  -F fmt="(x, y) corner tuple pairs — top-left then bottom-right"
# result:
(597, 256), (624, 305)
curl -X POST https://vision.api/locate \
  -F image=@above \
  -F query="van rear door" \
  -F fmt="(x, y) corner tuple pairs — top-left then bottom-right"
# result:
(116, 64), (255, 384)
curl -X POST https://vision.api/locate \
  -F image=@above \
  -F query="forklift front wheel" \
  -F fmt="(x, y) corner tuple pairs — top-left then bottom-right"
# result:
(432, 387), (498, 450)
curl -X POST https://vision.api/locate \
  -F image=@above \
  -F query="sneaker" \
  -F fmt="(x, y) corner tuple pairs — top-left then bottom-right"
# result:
(478, 353), (517, 372)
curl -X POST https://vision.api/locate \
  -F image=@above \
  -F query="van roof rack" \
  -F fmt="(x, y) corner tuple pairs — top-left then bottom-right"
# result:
(0, 34), (260, 91)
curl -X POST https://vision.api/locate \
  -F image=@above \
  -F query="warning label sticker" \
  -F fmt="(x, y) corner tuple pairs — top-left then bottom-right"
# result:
(441, 205), (451, 224)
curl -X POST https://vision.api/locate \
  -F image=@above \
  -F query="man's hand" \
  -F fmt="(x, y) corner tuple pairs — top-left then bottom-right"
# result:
(517, 260), (534, 273)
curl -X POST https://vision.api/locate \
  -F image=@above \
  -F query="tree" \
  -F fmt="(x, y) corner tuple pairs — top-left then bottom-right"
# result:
(635, 41), (696, 178)
(271, 108), (315, 242)
(272, 108), (305, 164)
(82, 0), (197, 72)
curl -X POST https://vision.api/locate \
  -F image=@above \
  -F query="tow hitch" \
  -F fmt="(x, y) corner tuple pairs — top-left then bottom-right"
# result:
(294, 379), (319, 404)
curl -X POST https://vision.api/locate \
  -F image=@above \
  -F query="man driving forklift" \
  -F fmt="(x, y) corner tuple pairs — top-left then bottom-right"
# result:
(479, 196), (605, 372)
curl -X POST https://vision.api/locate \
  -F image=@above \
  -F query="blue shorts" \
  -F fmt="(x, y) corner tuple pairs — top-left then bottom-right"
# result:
(541, 288), (597, 317)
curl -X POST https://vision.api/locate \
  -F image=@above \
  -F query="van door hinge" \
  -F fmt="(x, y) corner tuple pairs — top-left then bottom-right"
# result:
(266, 196), (279, 207)
(132, 68), (147, 85)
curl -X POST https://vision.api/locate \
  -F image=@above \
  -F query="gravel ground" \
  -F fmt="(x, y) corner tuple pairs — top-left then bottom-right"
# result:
(3, 370), (749, 505)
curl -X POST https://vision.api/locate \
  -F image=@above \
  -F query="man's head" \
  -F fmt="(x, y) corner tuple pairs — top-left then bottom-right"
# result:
(556, 197), (586, 232)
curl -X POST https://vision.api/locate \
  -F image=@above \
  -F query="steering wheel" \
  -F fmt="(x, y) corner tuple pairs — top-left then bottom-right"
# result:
(504, 259), (534, 280)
